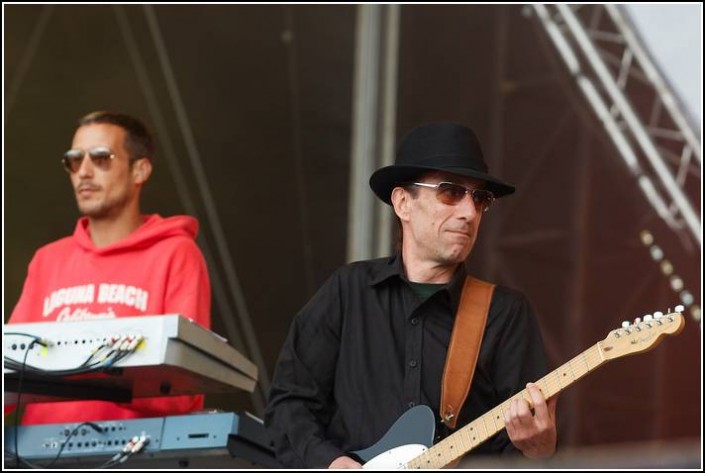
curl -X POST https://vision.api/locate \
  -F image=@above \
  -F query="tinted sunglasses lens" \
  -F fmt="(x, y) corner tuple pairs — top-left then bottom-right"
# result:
(435, 183), (495, 211)
(472, 190), (495, 211)
(62, 149), (84, 173)
(89, 148), (113, 170)
(436, 183), (468, 205)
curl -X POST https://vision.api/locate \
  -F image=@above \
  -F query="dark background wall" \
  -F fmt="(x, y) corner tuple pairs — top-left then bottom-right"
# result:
(4, 4), (700, 453)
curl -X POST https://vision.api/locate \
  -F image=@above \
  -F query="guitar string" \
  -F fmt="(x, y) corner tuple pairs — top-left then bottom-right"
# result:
(406, 316), (680, 468)
(407, 345), (606, 468)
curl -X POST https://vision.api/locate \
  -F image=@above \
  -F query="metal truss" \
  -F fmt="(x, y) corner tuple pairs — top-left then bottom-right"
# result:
(532, 4), (701, 246)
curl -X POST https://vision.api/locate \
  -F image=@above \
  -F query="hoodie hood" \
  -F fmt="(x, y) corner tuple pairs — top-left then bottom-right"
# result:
(73, 214), (199, 255)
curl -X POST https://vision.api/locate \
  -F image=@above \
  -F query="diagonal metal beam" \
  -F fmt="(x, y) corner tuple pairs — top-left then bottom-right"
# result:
(532, 4), (701, 245)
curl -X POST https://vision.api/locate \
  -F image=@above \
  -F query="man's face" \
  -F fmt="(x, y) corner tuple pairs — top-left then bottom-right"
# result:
(400, 171), (486, 266)
(68, 123), (138, 220)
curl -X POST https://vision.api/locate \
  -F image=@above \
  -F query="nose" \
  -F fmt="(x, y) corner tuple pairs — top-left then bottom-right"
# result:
(76, 154), (94, 178)
(456, 193), (479, 220)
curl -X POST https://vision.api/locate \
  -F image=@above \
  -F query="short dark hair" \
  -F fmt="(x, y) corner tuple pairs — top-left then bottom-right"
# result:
(77, 111), (154, 161)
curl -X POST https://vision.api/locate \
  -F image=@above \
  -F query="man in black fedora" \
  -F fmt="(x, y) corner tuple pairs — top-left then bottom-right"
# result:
(265, 122), (557, 468)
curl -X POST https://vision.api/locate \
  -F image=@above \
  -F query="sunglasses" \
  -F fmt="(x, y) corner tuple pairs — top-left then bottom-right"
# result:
(411, 181), (495, 212)
(62, 147), (115, 173)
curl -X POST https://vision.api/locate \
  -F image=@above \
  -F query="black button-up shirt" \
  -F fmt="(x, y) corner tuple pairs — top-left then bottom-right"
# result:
(265, 256), (548, 468)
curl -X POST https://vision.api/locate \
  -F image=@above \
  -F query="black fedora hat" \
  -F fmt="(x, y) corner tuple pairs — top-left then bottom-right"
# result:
(369, 122), (515, 205)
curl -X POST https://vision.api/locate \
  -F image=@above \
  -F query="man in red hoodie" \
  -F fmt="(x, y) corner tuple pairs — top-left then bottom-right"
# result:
(8, 111), (211, 425)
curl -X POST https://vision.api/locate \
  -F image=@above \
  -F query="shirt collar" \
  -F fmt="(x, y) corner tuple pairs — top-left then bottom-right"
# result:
(370, 255), (405, 286)
(370, 254), (468, 304)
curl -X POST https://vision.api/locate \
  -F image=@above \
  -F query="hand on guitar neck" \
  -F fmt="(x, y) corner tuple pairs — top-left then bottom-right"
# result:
(504, 382), (558, 459)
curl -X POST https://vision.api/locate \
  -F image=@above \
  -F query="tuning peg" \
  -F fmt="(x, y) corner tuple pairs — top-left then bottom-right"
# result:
(675, 305), (684, 313)
(634, 317), (642, 325)
(643, 314), (653, 321)
(654, 312), (663, 319)
(621, 321), (631, 329)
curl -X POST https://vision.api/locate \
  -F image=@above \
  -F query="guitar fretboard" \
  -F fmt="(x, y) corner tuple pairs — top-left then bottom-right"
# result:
(406, 342), (608, 469)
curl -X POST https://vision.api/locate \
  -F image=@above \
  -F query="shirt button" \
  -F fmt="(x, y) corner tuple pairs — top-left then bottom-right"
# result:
(409, 360), (418, 368)
(408, 402), (416, 408)
(410, 318), (419, 326)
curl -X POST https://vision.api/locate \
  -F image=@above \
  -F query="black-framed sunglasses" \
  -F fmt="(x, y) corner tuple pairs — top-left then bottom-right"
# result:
(410, 181), (495, 212)
(62, 147), (115, 173)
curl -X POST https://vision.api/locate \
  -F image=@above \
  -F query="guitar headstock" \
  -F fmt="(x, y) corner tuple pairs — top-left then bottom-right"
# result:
(599, 306), (686, 360)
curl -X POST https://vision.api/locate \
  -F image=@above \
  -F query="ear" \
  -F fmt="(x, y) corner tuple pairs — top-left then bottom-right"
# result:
(391, 187), (411, 222)
(132, 158), (152, 185)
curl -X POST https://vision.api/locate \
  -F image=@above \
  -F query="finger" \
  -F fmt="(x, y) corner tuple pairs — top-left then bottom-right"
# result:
(515, 396), (533, 422)
(503, 403), (512, 426)
(505, 399), (532, 445)
(526, 382), (549, 420)
(504, 402), (519, 431)
(507, 398), (532, 432)
(504, 402), (524, 442)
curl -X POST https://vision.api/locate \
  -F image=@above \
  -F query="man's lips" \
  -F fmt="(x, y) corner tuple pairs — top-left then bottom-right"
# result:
(77, 185), (100, 195)
(447, 229), (472, 238)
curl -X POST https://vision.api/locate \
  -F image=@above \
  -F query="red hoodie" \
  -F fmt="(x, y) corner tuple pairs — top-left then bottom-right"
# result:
(9, 214), (211, 425)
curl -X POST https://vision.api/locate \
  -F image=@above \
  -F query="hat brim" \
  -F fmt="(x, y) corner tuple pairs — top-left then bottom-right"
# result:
(369, 164), (516, 205)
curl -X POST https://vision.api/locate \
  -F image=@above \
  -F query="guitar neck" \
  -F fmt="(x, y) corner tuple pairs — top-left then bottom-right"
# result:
(406, 342), (609, 469)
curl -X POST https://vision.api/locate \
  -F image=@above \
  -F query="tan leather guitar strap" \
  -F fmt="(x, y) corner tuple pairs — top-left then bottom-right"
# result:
(440, 276), (494, 429)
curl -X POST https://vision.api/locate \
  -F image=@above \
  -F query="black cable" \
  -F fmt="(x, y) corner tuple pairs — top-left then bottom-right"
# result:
(5, 333), (139, 468)
(13, 338), (39, 467)
(6, 334), (108, 468)
(4, 356), (117, 376)
(98, 436), (149, 469)
(4, 331), (46, 340)
(97, 451), (129, 469)
(42, 421), (104, 468)
(79, 341), (112, 368)
(95, 438), (134, 469)
(4, 343), (136, 376)
(9, 422), (104, 469)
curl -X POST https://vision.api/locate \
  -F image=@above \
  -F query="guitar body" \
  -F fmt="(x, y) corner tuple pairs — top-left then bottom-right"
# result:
(351, 405), (435, 467)
(362, 445), (429, 470)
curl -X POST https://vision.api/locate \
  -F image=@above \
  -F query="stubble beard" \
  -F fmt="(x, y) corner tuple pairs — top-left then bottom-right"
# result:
(77, 191), (132, 220)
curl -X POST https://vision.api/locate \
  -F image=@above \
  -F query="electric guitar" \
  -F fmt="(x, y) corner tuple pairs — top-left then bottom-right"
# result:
(352, 309), (686, 469)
